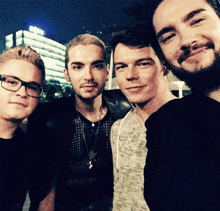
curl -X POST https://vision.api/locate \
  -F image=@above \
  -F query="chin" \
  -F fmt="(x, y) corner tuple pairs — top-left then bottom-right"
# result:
(172, 52), (220, 92)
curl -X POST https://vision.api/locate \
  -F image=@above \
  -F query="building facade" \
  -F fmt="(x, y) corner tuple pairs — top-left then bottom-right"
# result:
(5, 27), (67, 84)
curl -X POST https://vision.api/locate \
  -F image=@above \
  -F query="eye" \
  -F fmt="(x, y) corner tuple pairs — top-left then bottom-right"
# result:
(191, 18), (205, 26)
(5, 78), (19, 86)
(137, 62), (151, 68)
(160, 33), (176, 44)
(27, 83), (41, 92)
(115, 64), (126, 71)
(72, 65), (82, 70)
(93, 63), (105, 69)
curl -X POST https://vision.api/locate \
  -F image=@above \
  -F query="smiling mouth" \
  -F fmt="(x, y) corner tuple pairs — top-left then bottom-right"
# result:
(178, 42), (214, 65)
(178, 47), (209, 64)
(126, 86), (144, 90)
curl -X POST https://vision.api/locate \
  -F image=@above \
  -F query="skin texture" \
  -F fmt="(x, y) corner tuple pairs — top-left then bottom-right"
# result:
(153, 0), (220, 74)
(114, 43), (168, 105)
(0, 59), (42, 122)
(64, 44), (108, 102)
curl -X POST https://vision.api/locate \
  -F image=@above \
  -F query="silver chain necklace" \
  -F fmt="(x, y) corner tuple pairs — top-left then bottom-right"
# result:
(76, 110), (101, 169)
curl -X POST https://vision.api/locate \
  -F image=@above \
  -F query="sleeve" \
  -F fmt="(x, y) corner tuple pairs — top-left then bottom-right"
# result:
(144, 109), (212, 211)
(26, 103), (59, 210)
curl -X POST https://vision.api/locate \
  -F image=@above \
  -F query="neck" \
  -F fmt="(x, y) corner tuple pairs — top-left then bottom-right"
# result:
(206, 87), (220, 103)
(135, 90), (176, 128)
(75, 94), (107, 122)
(0, 119), (20, 139)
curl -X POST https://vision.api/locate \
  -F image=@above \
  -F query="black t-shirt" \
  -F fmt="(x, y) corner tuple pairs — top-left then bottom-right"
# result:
(144, 94), (220, 211)
(0, 128), (28, 211)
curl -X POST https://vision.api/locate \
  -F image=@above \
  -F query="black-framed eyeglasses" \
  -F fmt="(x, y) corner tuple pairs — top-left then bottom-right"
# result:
(0, 75), (43, 98)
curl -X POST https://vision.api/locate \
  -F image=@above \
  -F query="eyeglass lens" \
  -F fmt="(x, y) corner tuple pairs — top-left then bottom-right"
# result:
(1, 75), (43, 98)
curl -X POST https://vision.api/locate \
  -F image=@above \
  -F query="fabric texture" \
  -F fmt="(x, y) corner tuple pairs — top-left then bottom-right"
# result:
(144, 93), (220, 211)
(54, 109), (115, 210)
(111, 109), (149, 211)
(0, 128), (29, 211)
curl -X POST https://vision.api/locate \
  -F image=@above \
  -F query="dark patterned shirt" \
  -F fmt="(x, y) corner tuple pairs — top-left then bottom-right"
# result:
(55, 109), (116, 210)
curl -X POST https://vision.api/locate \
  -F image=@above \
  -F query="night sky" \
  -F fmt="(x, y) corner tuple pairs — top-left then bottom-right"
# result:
(1, 0), (134, 45)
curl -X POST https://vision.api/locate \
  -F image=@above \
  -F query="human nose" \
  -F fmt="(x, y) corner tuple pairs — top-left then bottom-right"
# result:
(126, 65), (138, 81)
(84, 66), (93, 81)
(180, 28), (197, 52)
(16, 84), (27, 97)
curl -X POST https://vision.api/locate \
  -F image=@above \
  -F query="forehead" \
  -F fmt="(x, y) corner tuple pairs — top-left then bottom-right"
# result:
(0, 59), (42, 82)
(68, 44), (104, 63)
(153, 0), (216, 33)
(114, 43), (158, 62)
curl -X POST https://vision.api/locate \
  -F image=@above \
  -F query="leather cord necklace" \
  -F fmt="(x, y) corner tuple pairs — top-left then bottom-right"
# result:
(76, 110), (102, 169)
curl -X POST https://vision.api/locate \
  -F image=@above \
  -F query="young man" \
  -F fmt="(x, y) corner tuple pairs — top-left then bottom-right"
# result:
(143, 0), (220, 210)
(27, 34), (131, 210)
(0, 45), (45, 210)
(110, 24), (176, 210)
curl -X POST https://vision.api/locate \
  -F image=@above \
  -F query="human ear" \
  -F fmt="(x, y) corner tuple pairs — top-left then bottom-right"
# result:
(63, 69), (71, 82)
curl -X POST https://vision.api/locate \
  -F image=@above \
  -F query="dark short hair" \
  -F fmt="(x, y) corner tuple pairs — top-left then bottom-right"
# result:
(65, 34), (107, 69)
(110, 22), (166, 63)
(149, 0), (220, 18)
(207, 0), (220, 17)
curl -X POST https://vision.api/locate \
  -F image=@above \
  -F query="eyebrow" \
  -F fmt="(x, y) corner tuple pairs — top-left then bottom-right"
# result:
(135, 58), (154, 64)
(91, 60), (106, 65)
(156, 26), (175, 39)
(70, 62), (84, 66)
(114, 58), (154, 66)
(183, 8), (205, 22)
(156, 8), (206, 40)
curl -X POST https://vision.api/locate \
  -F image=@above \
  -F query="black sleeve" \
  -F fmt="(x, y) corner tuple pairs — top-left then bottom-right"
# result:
(26, 102), (60, 208)
(144, 99), (220, 211)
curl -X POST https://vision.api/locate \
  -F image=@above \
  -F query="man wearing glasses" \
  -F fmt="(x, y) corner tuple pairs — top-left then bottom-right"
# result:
(0, 45), (45, 210)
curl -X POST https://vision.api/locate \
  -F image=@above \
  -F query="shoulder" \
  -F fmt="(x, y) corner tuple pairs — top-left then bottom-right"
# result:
(103, 89), (132, 120)
(27, 96), (75, 134)
(30, 96), (75, 121)
(111, 109), (135, 130)
(146, 95), (198, 126)
(111, 109), (140, 142)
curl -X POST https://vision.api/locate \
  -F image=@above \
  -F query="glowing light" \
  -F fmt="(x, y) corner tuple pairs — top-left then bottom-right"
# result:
(29, 26), (45, 36)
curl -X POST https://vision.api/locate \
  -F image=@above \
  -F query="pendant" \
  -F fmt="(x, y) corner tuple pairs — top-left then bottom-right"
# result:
(89, 161), (93, 169)
(92, 122), (95, 127)
(87, 150), (97, 169)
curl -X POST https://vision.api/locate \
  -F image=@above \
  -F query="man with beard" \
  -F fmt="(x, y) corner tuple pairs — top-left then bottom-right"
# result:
(143, 0), (220, 210)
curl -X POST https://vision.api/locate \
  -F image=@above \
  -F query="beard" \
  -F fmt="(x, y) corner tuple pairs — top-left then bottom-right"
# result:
(171, 51), (220, 93)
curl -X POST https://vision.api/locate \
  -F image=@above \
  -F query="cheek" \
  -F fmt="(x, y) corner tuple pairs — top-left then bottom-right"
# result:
(28, 99), (39, 112)
(115, 72), (125, 87)
(96, 71), (108, 81)
(161, 45), (175, 60)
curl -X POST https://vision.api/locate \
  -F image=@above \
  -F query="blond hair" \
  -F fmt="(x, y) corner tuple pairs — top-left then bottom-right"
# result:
(65, 34), (107, 69)
(0, 45), (45, 82)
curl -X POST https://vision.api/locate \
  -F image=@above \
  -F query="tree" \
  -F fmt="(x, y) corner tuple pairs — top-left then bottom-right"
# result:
(40, 79), (72, 102)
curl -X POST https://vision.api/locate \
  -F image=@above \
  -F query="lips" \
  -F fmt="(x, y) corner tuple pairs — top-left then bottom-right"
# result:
(10, 102), (27, 107)
(126, 85), (145, 91)
(178, 42), (214, 65)
(81, 83), (98, 88)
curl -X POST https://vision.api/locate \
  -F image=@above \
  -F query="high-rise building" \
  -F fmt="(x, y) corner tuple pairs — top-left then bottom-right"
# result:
(5, 26), (67, 84)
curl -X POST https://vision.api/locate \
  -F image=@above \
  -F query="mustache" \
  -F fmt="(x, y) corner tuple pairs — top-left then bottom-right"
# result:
(177, 42), (214, 64)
